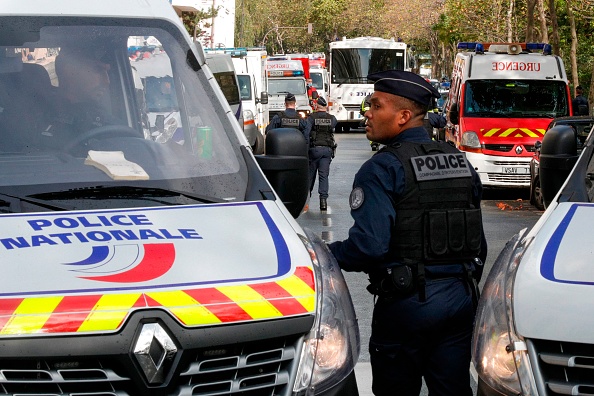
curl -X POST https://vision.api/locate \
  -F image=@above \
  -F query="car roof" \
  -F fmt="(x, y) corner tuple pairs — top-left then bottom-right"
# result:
(0, 0), (178, 22)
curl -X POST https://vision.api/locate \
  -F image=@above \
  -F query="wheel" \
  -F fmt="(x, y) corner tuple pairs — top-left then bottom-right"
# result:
(63, 125), (140, 154)
(343, 125), (351, 133)
(252, 132), (265, 155)
(530, 176), (545, 210)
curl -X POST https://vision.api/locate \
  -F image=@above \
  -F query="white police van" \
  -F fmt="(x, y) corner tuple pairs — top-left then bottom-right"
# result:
(0, 1), (360, 395)
(472, 122), (594, 394)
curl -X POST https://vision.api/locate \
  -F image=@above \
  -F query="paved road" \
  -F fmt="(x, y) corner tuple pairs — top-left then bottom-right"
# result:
(297, 131), (543, 395)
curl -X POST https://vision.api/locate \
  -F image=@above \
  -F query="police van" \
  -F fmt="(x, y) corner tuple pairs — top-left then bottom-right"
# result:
(444, 42), (572, 188)
(472, 123), (594, 394)
(266, 59), (313, 121)
(0, 2), (360, 395)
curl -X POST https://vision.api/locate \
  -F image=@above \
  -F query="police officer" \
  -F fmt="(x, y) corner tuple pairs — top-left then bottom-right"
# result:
(422, 98), (447, 140)
(265, 92), (305, 133)
(328, 70), (487, 396)
(304, 96), (337, 211)
(573, 85), (590, 116)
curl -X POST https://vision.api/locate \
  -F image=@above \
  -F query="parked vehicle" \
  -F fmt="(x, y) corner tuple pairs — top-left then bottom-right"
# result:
(266, 59), (312, 121)
(327, 37), (412, 133)
(529, 115), (594, 210)
(0, 2), (361, 395)
(472, 121), (594, 395)
(445, 42), (572, 188)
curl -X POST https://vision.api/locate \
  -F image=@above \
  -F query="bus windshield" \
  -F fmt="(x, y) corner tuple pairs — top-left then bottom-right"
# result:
(331, 48), (405, 84)
(464, 79), (569, 118)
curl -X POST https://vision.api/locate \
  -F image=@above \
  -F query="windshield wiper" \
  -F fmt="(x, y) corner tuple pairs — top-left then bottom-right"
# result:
(29, 186), (226, 205)
(0, 192), (74, 212)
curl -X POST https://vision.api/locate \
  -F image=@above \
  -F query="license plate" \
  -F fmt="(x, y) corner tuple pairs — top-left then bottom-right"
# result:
(502, 167), (529, 174)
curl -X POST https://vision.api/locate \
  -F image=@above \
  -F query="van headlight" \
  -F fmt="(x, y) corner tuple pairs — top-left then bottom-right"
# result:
(460, 131), (483, 152)
(472, 229), (538, 395)
(243, 109), (255, 122)
(293, 229), (360, 395)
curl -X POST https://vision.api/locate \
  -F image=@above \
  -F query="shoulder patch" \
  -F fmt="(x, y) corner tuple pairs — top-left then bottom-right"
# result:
(349, 187), (365, 210)
(410, 152), (473, 181)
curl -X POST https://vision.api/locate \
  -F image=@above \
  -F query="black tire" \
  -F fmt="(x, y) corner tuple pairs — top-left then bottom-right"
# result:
(252, 132), (265, 155)
(530, 177), (545, 210)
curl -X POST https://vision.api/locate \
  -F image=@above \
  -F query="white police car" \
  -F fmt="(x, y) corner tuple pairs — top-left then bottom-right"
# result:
(472, 122), (594, 394)
(0, 2), (360, 395)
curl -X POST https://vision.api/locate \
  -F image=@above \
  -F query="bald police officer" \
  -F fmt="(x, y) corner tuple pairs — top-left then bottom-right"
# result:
(329, 70), (487, 396)
(265, 92), (305, 133)
(304, 96), (337, 211)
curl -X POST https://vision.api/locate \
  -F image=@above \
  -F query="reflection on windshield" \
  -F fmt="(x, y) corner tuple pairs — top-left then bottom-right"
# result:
(331, 48), (405, 84)
(464, 80), (569, 117)
(0, 19), (247, 211)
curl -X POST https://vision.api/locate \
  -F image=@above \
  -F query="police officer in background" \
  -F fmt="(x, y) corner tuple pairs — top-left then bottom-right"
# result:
(265, 92), (305, 133)
(328, 70), (487, 396)
(304, 96), (337, 211)
(573, 85), (590, 116)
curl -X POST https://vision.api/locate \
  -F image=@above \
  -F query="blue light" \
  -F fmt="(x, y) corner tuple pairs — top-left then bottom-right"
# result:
(543, 44), (552, 55)
(457, 42), (477, 50)
(475, 43), (484, 54)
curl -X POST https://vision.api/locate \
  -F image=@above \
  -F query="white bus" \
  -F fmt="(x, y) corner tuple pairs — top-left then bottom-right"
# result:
(328, 37), (411, 132)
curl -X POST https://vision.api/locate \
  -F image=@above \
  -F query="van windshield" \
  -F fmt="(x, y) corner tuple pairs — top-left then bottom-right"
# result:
(464, 79), (569, 117)
(0, 17), (248, 212)
(268, 78), (306, 95)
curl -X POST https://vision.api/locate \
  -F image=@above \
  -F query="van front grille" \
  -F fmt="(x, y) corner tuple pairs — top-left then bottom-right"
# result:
(529, 338), (594, 395)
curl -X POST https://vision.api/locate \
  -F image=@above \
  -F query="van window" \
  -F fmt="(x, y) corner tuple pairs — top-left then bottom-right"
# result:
(237, 75), (252, 100)
(310, 72), (323, 90)
(0, 18), (247, 209)
(212, 71), (240, 106)
(464, 79), (569, 117)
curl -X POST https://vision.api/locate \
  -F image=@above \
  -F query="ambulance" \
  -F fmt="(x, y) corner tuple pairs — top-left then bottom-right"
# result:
(444, 42), (572, 188)
(0, 2), (360, 395)
(266, 59), (313, 121)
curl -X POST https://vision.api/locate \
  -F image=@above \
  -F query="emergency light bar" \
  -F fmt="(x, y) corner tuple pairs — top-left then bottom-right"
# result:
(267, 70), (304, 77)
(457, 42), (552, 55)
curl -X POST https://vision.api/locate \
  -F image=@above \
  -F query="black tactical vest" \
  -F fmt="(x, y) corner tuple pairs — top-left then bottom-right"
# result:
(310, 112), (334, 147)
(279, 111), (301, 129)
(381, 141), (482, 265)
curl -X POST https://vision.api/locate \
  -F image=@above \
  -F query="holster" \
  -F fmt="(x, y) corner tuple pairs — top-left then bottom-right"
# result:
(367, 265), (416, 299)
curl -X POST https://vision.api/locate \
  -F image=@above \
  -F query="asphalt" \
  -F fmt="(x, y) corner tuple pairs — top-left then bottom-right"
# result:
(355, 362), (373, 395)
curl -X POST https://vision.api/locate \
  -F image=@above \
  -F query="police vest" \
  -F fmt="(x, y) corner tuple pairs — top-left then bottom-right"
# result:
(380, 141), (482, 265)
(279, 111), (301, 128)
(309, 112), (334, 147)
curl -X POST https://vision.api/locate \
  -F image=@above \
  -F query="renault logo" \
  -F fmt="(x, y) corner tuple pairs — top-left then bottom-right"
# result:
(134, 323), (178, 384)
(516, 145), (523, 155)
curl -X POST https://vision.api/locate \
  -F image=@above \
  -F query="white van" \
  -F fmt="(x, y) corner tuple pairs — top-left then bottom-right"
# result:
(472, 122), (594, 394)
(0, 2), (360, 395)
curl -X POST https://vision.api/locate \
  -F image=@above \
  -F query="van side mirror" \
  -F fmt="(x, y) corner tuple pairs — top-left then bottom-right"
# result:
(539, 125), (579, 207)
(254, 128), (309, 218)
(324, 83), (328, 91)
(258, 91), (268, 105)
(449, 102), (460, 125)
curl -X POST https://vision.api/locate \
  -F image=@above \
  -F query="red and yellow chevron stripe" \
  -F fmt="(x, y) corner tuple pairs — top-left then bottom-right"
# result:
(482, 127), (546, 138)
(0, 266), (316, 335)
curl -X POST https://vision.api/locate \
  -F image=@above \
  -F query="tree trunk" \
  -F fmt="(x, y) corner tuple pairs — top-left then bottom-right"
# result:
(538, 0), (549, 43)
(567, 0), (579, 89)
(548, 0), (560, 55)
(526, 0), (536, 42)
(590, 65), (594, 115)
(507, 0), (515, 42)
